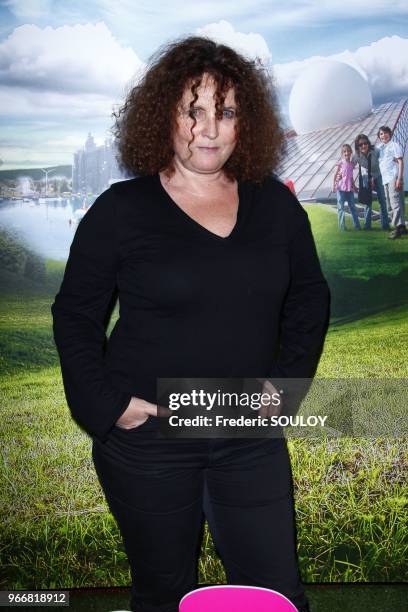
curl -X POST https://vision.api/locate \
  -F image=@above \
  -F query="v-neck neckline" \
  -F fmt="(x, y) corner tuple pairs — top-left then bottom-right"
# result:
(155, 173), (244, 242)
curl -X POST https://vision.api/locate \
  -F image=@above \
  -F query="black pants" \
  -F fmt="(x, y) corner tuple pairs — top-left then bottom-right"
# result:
(92, 423), (308, 612)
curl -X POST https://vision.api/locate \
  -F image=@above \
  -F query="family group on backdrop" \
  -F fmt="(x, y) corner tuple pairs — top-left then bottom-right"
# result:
(332, 125), (406, 239)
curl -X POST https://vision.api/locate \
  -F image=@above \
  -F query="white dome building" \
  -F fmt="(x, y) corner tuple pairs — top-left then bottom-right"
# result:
(289, 60), (372, 134)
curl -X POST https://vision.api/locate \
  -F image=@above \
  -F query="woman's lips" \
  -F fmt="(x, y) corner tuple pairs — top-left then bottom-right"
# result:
(197, 146), (220, 153)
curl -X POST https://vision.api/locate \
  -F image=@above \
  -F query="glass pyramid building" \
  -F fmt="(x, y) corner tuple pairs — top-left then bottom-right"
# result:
(278, 98), (408, 202)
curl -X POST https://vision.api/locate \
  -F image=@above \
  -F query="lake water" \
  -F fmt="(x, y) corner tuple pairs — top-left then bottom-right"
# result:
(0, 197), (96, 261)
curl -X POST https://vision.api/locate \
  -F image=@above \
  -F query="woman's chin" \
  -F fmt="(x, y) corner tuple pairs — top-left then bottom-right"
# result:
(184, 159), (226, 174)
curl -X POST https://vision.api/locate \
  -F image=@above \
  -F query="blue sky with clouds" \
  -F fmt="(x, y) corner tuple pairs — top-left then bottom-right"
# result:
(1, 0), (407, 169)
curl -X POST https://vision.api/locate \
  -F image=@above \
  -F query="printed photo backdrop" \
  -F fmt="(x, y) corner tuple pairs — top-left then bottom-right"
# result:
(0, 0), (407, 591)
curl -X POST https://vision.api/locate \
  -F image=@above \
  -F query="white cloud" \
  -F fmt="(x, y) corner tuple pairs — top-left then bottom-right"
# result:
(193, 23), (408, 110)
(274, 35), (408, 102)
(0, 85), (118, 120)
(0, 21), (145, 96)
(342, 36), (408, 100)
(0, 18), (137, 168)
(196, 20), (272, 66)
(0, 20), (147, 167)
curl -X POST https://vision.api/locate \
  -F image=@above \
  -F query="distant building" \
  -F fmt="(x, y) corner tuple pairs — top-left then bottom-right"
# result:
(72, 133), (127, 195)
(278, 98), (408, 202)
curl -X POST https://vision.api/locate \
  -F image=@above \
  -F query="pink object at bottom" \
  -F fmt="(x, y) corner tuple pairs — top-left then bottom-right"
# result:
(179, 585), (298, 611)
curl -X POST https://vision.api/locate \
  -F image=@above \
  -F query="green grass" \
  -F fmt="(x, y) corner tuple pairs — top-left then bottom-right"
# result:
(0, 261), (114, 377)
(0, 212), (407, 589)
(292, 437), (407, 582)
(307, 200), (408, 279)
(304, 204), (408, 321)
(1, 370), (406, 588)
(318, 305), (407, 378)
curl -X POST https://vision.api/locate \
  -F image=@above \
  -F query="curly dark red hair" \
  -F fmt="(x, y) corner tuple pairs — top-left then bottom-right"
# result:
(112, 36), (284, 183)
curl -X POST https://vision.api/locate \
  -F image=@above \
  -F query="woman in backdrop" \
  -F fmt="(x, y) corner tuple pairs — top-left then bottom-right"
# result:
(352, 133), (389, 231)
(51, 36), (330, 612)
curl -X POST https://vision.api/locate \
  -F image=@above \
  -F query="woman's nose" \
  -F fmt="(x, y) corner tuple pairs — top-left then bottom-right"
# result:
(202, 114), (219, 139)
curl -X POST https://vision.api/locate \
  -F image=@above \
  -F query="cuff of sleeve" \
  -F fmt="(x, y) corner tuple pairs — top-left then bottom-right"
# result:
(70, 389), (133, 443)
(96, 391), (133, 443)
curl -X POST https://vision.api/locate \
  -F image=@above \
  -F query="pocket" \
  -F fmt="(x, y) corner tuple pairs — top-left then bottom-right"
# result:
(114, 415), (150, 432)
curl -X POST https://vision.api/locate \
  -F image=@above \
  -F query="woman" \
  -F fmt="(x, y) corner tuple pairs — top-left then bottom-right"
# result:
(51, 36), (330, 612)
(352, 133), (389, 231)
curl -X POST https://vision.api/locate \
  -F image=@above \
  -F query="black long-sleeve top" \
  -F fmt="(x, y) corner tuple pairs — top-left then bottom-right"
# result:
(51, 175), (330, 442)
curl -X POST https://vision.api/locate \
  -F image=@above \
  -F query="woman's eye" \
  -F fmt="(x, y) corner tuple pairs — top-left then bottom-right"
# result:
(222, 109), (236, 120)
(188, 108), (205, 120)
(187, 108), (236, 120)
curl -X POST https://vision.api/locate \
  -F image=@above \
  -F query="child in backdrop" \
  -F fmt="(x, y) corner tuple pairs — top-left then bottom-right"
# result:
(376, 125), (407, 239)
(333, 144), (361, 231)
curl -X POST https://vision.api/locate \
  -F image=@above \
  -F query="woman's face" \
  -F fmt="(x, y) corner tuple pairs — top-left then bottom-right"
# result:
(357, 138), (369, 156)
(172, 74), (237, 175)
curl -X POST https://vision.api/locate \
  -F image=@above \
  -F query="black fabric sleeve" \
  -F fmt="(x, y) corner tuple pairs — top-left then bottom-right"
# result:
(275, 202), (330, 379)
(51, 188), (132, 442)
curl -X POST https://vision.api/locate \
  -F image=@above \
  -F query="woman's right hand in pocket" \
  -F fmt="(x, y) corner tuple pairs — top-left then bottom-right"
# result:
(115, 396), (158, 430)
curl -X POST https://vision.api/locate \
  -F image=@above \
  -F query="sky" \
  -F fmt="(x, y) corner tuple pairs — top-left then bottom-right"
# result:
(0, 0), (408, 169)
